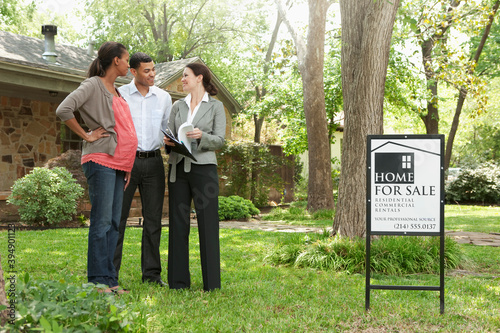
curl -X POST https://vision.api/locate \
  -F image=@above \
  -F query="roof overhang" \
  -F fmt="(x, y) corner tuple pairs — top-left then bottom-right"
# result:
(0, 57), (129, 103)
(156, 57), (241, 115)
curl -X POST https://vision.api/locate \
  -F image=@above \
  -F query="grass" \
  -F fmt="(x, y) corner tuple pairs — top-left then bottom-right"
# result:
(444, 204), (500, 233)
(0, 204), (499, 332)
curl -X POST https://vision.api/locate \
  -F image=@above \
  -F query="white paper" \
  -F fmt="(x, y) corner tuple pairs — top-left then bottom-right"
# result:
(177, 123), (194, 153)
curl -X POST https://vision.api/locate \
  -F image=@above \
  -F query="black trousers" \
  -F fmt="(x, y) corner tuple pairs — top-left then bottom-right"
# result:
(114, 154), (165, 282)
(168, 162), (221, 291)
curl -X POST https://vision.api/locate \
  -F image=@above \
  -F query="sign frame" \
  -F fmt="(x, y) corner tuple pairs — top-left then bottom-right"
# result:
(365, 134), (445, 314)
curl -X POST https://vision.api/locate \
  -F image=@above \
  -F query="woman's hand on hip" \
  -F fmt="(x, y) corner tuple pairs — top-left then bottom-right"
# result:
(86, 127), (109, 142)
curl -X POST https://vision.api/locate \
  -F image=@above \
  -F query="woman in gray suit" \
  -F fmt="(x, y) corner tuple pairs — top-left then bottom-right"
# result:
(164, 62), (226, 291)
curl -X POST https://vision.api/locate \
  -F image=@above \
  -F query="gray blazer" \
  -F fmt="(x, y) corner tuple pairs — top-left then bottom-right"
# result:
(168, 95), (226, 182)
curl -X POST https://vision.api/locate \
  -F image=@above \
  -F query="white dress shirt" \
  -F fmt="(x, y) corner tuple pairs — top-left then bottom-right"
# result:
(119, 80), (172, 152)
(184, 92), (209, 124)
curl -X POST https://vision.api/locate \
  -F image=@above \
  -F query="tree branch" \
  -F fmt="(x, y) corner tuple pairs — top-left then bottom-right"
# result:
(274, 0), (306, 63)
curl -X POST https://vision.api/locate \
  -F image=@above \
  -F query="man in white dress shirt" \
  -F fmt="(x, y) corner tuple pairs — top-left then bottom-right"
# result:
(114, 52), (172, 286)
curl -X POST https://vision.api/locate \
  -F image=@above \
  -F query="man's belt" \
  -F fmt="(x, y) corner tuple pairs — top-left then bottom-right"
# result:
(136, 149), (161, 158)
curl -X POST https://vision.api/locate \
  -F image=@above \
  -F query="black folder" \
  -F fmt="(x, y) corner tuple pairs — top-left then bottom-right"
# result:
(161, 128), (197, 162)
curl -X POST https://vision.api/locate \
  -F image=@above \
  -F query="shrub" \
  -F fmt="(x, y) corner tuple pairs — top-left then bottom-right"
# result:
(218, 195), (260, 221)
(4, 273), (146, 332)
(7, 167), (84, 226)
(45, 149), (88, 198)
(445, 162), (500, 204)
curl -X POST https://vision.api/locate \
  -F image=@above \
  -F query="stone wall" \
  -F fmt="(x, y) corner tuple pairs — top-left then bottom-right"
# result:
(0, 95), (61, 191)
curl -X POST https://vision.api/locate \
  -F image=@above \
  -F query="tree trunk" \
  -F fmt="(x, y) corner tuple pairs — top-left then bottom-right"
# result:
(334, 0), (400, 237)
(445, 89), (466, 170)
(300, 0), (335, 212)
(444, 0), (500, 171)
(275, 0), (335, 212)
(419, 1), (460, 135)
(421, 39), (440, 134)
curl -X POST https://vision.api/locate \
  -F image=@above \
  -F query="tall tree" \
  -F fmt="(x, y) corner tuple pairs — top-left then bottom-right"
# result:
(252, 11), (283, 143)
(419, 0), (460, 134)
(395, 0), (499, 170)
(275, 0), (335, 212)
(333, 0), (401, 238)
(85, 0), (262, 62)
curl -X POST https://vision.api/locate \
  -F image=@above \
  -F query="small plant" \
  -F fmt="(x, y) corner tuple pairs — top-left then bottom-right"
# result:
(218, 195), (260, 221)
(77, 214), (88, 227)
(5, 273), (146, 332)
(7, 167), (84, 226)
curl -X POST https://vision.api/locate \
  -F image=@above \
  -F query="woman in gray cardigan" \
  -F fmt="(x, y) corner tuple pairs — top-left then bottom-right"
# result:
(56, 42), (137, 294)
(164, 62), (225, 291)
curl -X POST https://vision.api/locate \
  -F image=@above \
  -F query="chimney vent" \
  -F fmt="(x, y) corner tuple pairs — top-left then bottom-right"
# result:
(87, 40), (96, 57)
(41, 25), (58, 63)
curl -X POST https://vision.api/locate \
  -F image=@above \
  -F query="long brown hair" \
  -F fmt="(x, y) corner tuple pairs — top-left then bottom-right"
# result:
(185, 62), (218, 96)
(87, 41), (127, 78)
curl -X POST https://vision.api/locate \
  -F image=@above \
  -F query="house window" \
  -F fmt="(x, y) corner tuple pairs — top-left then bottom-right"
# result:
(61, 112), (87, 151)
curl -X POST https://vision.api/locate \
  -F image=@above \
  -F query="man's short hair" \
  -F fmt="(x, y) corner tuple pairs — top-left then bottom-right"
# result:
(130, 52), (153, 70)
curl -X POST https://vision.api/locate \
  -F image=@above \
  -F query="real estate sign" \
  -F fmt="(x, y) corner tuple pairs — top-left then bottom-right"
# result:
(365, 134), (446, 314)
(367, 135), (444, 235)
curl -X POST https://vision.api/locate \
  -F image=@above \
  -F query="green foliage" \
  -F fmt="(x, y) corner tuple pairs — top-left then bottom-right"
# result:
(5, 273), (146, 332)
(388, 0), (495, 134)
(445, 162), (500, 204)
(85, 0), (268, 62)
(0, 0), (36, 33)
(218, 141), (290, 207)
(451, 84), (500, 166)
(7, 167), (84, 226)
(0, 0), (86, 45)
(218, 195), (260, 221)
(265, 233), (464, 275)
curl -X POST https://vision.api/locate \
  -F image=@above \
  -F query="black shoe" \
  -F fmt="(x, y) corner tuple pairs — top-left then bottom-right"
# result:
(143, 279), (167, 287)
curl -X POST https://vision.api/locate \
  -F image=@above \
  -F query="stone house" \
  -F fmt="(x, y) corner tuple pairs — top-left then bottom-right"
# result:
(0, 26), (240, 220)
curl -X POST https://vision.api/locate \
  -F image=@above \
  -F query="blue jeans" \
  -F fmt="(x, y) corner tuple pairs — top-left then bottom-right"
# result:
(83, 161), (125, 288)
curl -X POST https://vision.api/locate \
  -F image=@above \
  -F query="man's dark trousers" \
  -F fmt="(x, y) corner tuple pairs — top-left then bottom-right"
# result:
(114, 152), (165, 282)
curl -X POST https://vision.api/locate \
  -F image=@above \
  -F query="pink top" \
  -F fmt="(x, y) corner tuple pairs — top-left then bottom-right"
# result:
(81, 96), (138, 172)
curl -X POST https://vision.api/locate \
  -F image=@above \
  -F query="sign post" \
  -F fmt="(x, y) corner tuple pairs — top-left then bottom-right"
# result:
(365, 134), (445, 314)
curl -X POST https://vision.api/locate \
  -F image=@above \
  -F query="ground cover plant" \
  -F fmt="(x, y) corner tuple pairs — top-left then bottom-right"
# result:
(264, 233), (464, 275)
(0, 205), (498, 331)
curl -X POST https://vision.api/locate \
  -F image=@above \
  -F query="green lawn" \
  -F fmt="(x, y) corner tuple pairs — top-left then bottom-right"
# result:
(445, 204), (500, 233)
(0, 205), (499, 332)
